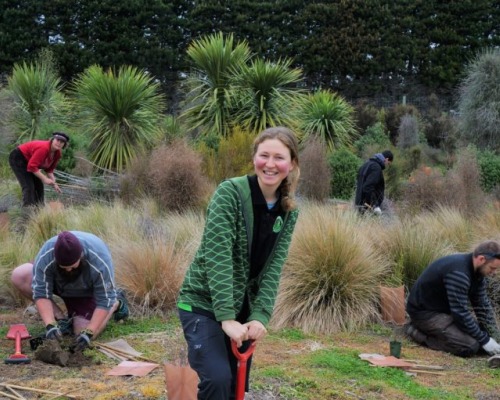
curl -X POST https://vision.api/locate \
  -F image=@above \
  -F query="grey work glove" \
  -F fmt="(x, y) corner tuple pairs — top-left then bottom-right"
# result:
(45, 323), (62, 341)
(73, 329), (94, 352)
(483, 338), (500, 355)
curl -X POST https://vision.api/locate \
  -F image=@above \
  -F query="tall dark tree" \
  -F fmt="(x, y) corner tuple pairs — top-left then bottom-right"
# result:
(0, 0), (46, 74)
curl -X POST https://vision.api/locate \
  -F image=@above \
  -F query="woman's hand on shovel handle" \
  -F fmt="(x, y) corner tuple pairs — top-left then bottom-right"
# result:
(245, 320), (267, 341)
(222, 320), (248, 347)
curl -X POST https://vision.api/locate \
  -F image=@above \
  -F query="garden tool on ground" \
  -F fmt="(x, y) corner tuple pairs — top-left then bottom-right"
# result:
(4, 324), (31, 364)
(231, 340), (257, 400)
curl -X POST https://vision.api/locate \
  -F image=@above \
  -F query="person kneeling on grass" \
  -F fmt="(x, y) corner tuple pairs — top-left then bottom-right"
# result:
(406, 240), (500, 366)
(11, 230), (129, 351)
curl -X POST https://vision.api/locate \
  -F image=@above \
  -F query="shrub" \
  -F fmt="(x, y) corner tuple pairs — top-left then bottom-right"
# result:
(400, 165), (447, 215)
(353, 122), (391, 157)
(197, 127), (255, 183)
(477, 150), (500, 193)
(327, 148), (361, 201)
(121, 140), (210, 213)
(398, 146), (422, 176)
(354, 99), (380, 133)
(148, 140), (210, 212)
(272, 203), (390, 334)
(384, 103), (420, 145)
(400, 147), (487, 216)
(447, 146), (488, 216)
(458, 48), (500, 150)
(396, 114), (420, 149)
(298, 137), (331, 201)
(119, 154), (152, 205)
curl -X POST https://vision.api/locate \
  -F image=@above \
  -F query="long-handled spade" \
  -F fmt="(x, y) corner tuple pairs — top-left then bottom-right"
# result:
(4, 324), (31, 364)
(231, 340), (257, 400)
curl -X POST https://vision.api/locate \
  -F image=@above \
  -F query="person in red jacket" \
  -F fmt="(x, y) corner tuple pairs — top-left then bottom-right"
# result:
(9, 132), (69, 207)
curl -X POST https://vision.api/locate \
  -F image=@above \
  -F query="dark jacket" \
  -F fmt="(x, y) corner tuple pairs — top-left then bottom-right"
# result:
(406, 253), (498, 346)
(354, 154), (386, 208)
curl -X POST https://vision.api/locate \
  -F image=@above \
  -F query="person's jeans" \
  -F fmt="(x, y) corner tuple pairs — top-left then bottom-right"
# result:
(9, 148), (45, 207)
(179, 309), (253, 400)
(411, 313), (480, 357)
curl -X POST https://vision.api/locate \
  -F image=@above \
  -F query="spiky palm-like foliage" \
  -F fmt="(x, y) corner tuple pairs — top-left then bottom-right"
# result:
(72, 65), (166, 171)
(272, 203), (390, 334)
(182, 32), (252, 137)
(7, 60), (67, 141)
(232, 58), (303, 134)
(298, 89), (358, 151)
(458, 48), (500, 150)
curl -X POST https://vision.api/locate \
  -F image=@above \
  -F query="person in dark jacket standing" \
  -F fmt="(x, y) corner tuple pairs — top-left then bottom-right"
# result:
(177, 127), (300, 400)
(354, 150), (393, 214)
(406, 240), (500, 359)
(9, 132), (69, 208)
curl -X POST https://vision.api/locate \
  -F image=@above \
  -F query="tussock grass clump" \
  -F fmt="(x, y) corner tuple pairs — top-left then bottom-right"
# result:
(414, 205), (476, 252)
(377, 218), (454, 289)
(272, 203), (390, 333)
(110, 234), (192, 316)
(0, 201), (203, 314)
(474, 206), (500, 240)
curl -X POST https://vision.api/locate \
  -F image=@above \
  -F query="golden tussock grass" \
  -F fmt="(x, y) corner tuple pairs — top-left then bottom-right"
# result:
(272, 202), (390, 334)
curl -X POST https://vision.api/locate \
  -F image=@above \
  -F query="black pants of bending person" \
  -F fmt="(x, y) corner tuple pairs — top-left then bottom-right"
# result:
(9, 148), (45, 207)
(409, 312), (480, 357)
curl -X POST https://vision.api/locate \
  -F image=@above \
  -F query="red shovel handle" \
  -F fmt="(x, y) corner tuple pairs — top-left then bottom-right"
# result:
(231, 340), (257, 400)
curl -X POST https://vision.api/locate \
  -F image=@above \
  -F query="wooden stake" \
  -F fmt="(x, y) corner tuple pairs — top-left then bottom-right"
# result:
(407, 369), (445, 376)
(412, 364), (445, 371)
(95, 342), (157, 363)
(0, 383), (78, 399)
(0, 389), (22, 400)
(4, 386), (26, 400)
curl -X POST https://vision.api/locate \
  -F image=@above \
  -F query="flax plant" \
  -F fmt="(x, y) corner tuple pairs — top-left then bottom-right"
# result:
(7, 58), (68, 141)
(231, 58), (303, 134)
(182, 32), (252, 137)
(71, 65), (166, 171)
(297, 89), (358, 151)
(272, 203), (390, 334)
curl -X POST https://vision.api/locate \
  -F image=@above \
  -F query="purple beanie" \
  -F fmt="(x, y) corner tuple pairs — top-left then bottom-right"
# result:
(54, 231), (83, 266)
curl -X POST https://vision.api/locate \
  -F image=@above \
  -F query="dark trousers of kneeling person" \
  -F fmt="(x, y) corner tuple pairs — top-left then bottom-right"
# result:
(9, 148), (45, 207)
(409, 312), (480, 357)
(179, 309), (253, 400)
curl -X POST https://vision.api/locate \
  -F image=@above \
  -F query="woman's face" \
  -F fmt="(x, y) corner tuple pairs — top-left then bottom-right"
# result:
(51, 138), (66, 151)
(253, 138), (294, 191)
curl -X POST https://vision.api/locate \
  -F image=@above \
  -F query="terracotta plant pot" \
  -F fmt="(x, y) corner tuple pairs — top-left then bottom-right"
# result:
(379, 285), (406, 325)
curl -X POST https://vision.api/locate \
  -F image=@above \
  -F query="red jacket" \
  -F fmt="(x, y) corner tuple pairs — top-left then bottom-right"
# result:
(18, 140), (62, 174)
